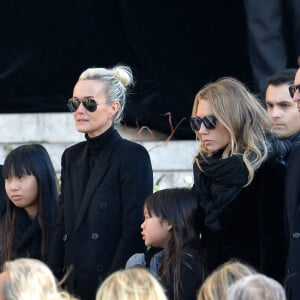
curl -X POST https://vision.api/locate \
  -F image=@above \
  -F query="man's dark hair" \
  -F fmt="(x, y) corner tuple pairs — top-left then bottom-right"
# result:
(267, 68), (297, 86)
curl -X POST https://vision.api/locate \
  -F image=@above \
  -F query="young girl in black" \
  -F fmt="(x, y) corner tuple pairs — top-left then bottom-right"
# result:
(0, 144), (58, 269)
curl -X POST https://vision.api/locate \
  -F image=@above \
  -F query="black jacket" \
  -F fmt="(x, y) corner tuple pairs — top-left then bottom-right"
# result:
(285, 146), (300, 300)
(49, 129), (153, 300)
(194, 156), (286, 283)
(0, 165), (5, 217)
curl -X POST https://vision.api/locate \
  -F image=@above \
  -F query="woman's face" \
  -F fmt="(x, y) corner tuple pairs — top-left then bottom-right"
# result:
(196, 99), (231, 153)
(72, 80), (119, 138)
(5, 175), (38, 218)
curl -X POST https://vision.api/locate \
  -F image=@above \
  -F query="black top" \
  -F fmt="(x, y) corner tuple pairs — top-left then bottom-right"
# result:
(165, 248), (205, 300)
(194, 155), (286, 283)
(0, 165), (6, 217)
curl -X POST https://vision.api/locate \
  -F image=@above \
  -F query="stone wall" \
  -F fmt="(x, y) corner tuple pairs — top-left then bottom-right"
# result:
(0, 113), (199, 189)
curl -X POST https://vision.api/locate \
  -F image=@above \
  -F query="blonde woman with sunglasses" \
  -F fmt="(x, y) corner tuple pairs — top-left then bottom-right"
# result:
(190, 77), (286, 283)
(49, 65), (153, 300)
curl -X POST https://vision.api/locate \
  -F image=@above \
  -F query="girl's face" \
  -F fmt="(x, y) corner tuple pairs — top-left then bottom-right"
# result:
(5, 175), (39, 218)
(196, 99), (231, 153)
(72, 80), (119, 138)
(141, 207), (172, 249)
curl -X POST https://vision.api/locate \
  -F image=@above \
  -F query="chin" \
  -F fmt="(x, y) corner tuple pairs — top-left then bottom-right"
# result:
(76, 127), (88, 133)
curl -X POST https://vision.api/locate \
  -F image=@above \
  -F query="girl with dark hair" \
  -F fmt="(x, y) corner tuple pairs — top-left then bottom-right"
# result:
(0, 144), (59, 269)
(126, 188), (206, 300)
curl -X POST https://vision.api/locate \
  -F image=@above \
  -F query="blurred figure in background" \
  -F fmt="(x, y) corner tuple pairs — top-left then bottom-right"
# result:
(0, 258), (78, 300)
(197, 260), (257, 300)
(96, 267), (167, 300)
(227, 273), (286, 300)
(244, 0), (300, 98)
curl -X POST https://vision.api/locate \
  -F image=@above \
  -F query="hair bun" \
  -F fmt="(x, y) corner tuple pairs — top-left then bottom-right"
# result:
(112, 65), (134, 88)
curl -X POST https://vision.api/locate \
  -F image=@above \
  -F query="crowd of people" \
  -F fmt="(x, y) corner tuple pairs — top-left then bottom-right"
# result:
(0, 63), (299, 300)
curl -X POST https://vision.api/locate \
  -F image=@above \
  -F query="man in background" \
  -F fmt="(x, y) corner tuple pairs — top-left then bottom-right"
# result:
(265, 68), (300, 163)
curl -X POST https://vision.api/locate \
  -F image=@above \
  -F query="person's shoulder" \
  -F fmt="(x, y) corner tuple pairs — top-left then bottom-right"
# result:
(64, 141), (87, 154)
(117, 138), (150, 155)
(288, 145), (300, 163)
(261, 154), (286, 172)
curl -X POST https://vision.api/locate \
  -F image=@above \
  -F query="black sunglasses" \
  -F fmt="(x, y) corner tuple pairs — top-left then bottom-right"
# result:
(189, 115), (217, 131)
(288, 84), (300, 98)
(67, 97), (107, 112)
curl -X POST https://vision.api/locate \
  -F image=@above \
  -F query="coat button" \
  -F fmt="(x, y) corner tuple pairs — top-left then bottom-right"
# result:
(96, 265), (104, 272)
(292, 232), (300, 239)
(63, 234), (68, 241)
(91, 233), (100, 240)
(99, 202), (108, 210)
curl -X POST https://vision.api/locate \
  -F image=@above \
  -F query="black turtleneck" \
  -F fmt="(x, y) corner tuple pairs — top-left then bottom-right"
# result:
(85, 126), (115, 172)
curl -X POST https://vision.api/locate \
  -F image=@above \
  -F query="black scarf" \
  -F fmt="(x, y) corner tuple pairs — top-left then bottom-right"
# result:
(193, 153), (249, 232)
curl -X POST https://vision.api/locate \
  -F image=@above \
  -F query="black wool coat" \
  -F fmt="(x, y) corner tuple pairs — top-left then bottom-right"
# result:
(194, 156), (286, 283)
(0, 165), (6, 217)
(49, 130), (153, 300)
(285, 146), (300, 300)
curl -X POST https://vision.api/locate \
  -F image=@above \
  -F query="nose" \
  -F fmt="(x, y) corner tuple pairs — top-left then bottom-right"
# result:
(198, 121), (209, 134)
(141, 221), (145, 230)
(270, 107), (281, 119)
(75, 101), (86, 113)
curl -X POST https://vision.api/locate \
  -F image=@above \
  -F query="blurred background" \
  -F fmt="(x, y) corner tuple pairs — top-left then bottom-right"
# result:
(0, 0), (299, 139)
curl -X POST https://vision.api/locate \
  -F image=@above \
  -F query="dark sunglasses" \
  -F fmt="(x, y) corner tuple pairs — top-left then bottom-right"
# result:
(67, 97), (107, 112)
(189, 115), (217, 131)
(288, 84), (300, 98)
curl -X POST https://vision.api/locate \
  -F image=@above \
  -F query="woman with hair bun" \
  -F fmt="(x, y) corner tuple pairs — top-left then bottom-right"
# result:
(49, 65), (153, 300)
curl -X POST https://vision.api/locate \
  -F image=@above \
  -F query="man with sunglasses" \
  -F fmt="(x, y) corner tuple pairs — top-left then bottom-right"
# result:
(265, 68), (300, 164)
(285, 67), (300, 300)
(49, 65), (153, 300)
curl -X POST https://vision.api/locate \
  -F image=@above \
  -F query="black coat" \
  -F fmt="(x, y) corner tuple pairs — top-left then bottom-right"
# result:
(194, 156), (286, 282)
(285, 146), (300, 300)
(0, 165), (6, 217)
(49, 129), (153, 300)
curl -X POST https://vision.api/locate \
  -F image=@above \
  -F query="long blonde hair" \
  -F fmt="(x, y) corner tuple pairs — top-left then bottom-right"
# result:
(191, 77), (272, 185)
(197, 260), (257, 300)
(96, 268), (167, 300)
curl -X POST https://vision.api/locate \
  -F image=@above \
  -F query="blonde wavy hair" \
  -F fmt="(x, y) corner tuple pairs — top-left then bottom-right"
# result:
(78, 65), (134, 123)
(197, 260), (257, 300)
(191, 77), (272, 185)
(1, 258), (78, 300)
(96, 268), (167, 300)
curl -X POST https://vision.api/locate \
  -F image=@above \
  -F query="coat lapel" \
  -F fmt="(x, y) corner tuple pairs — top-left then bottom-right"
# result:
(70, 145), (89, 218)
(73, 134), (122, 233)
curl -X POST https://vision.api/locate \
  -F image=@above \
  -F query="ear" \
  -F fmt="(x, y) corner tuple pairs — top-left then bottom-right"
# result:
(111, 101), (120, 115)
(167, 223), (173, 231)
